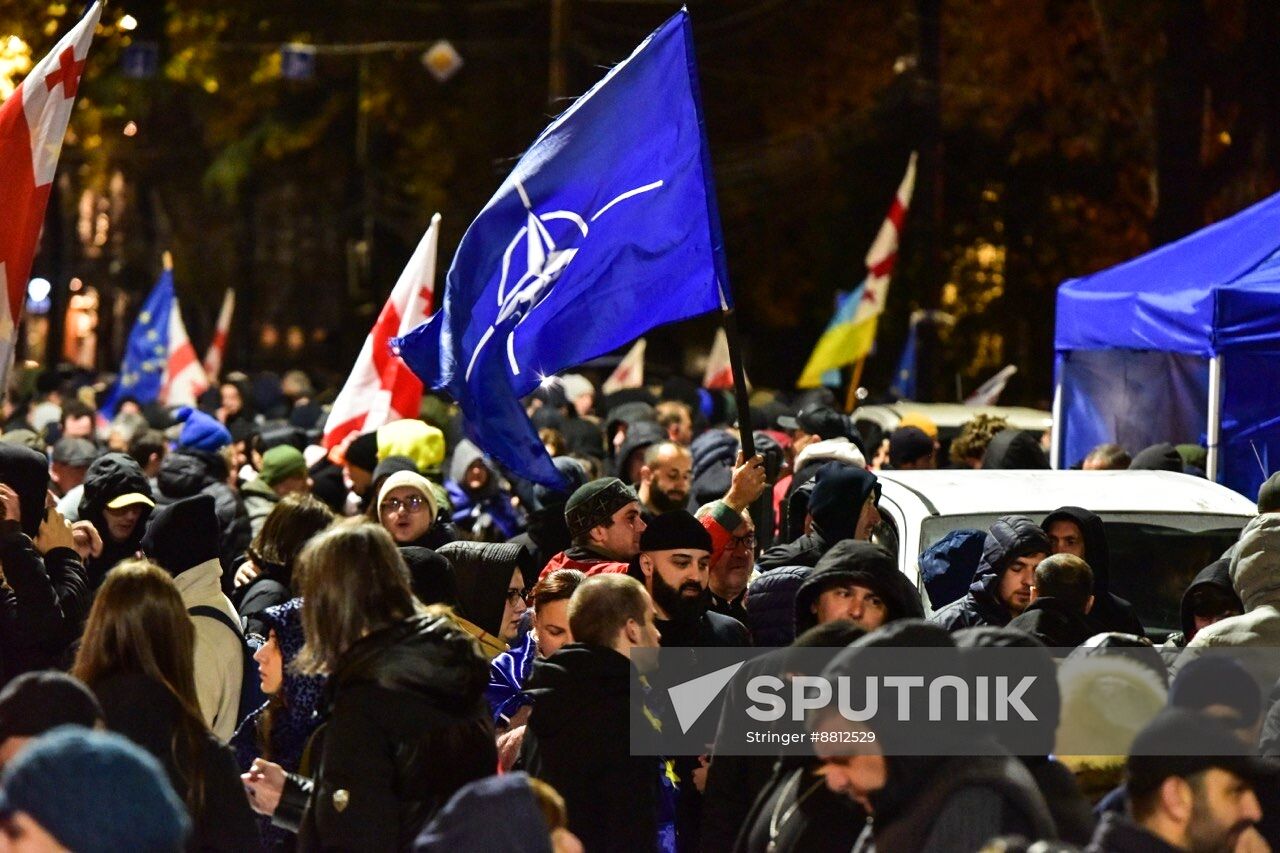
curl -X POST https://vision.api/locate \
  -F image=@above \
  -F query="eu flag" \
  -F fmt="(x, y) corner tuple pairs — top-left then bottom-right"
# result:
(889, 318), (918, 401)
(99, 269), (176, 418)
(394, 10), (728, 487)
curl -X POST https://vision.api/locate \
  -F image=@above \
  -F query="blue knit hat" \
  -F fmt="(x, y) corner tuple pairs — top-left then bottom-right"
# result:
(175, 406), (232, 452)
(0, 726), (189, 852)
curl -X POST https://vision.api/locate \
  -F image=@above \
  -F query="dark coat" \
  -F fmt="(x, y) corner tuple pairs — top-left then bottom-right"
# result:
(744, 566), (810, 648)
(733, 761), (866, 853)
(157, 449), (251, 585)
(94, 672), (260, 852)
(1086, 812), (1183, 853)
(655, 610), (750, 649)
(0, 444), (90, 683)
(981, 429), (1049, 469)
(1167, 557), (1241, 646)
(235, 573), (291, 639)
(1042, 506), (1145, 637)
(521, 644), (660, 853)
(929, 516), (1049, 631)
(757, 463), (879, 571)
(298, 614), (495, 851)
(78, 452), (154, 588)
(1007, 596), (1096, 650)
(918, 529), (986, 611)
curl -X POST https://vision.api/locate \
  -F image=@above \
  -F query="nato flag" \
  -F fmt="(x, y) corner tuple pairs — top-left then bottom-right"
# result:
(393, 10), (727, 487)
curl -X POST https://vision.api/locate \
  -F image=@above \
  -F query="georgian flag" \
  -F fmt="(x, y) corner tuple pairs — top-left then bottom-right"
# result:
(602, 337), (645, 395)
(0, 2), (101, 385)
(323, 214), (441, 449)
(202, 288), (236, 382)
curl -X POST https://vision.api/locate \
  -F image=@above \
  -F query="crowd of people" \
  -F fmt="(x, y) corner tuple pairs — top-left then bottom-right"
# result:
(0, 365), (1277, 852)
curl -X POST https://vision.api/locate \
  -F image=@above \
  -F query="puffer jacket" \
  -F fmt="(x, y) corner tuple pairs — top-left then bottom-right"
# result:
(744, 565), (810, 647)
(287, 613), (495, 851)
(1041, 506), (1144, 637)
(688, 428), (740, 509)
(157, 449), (251, 581)
(930, 516), (1050, 631)
(1175, 513), (1280, 694)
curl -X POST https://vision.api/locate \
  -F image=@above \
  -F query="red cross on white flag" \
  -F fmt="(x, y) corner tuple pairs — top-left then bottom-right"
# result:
(0, 2), (101, 387)
(323, 214), (442, 449)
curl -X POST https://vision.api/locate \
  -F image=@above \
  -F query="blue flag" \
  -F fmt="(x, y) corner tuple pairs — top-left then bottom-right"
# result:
(889, 318), (918, 400)
(99, 269), (176, 419)
(393, 10), (728, 487)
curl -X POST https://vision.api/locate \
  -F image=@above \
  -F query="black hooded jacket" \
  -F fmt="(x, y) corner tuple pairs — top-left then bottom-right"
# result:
(1006, 596), (1096, 650)
(757, 463), (879, 571)
(298, 613), (495, 851)
(157, 449), (251, 585)
(521, 644), (659, 853)
(0, 444), (90, 682)
(78, 452), (153, 588)
(1041, 506), (1145, 637)
(981, 430), (1050, 469)
(930, 516), (1050, 631)
(793, 540), (923, 635)
(438, 541), (535, 637)
(1167, 557), (1240, 647)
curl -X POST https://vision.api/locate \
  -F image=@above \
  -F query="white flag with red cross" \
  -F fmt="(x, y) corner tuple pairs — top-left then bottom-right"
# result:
(602, 337), (646, 395)
(202, 288), (236, 383)
(0, 2), (101, 387)
(323, 214), (441, 449)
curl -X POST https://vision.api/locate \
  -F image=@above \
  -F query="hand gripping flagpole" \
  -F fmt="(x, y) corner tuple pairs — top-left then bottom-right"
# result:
(681, 10), (754, 459)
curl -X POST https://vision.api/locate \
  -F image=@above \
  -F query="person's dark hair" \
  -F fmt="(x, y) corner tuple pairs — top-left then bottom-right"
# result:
(531, 569), (586, 611)
(71, 559), (210, 818)
(1084, 442), (1131, 470)
(1033, 554), (1094, 613)
(60, 399), (94, 426)
(293, 522), (417, 673)
(568, 574), (648, 648)
(128, 428), (167, 470)
(247, 493), (336, 586)
(655, 401), (692, 433)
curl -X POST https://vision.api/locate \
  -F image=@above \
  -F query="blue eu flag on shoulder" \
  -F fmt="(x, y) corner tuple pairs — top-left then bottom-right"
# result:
(99, 269), (176, 419)
(393, 10), (729, 487)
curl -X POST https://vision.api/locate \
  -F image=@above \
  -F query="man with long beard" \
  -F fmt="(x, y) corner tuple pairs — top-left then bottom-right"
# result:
(637, 442), (693, 519)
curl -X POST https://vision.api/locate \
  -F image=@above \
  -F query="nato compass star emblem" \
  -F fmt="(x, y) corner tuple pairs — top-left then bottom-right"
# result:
(465, 177), (663, 382)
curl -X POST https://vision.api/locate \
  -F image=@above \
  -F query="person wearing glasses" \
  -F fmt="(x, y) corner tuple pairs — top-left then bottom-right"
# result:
(375, 470), (440, 548)
(693, 452), (768, 626)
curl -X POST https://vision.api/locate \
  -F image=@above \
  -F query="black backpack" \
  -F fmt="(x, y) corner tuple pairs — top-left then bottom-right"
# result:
(188, 605), (268, 730)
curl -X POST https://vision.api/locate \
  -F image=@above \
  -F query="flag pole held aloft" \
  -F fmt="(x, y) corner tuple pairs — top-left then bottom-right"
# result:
(393, 9), (737, 487)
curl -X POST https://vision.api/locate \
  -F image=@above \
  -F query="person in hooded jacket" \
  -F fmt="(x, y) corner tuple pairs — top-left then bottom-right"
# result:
(439, 540), (536, 659)
(1042, 505), (1145, 637)
(1174, 512), (1280, 696)
(141, 494), (245, 741)
(0, 444), (90, 683)
(687, 428), (740, 511)
(1128, 442), (1185, 472)
(917, 528), (986, 612)
(930, 516), (1051, 631)
(156, 407), (251, 587)
(757, 463), (881, 571)
(77, 451), (155, 589)
(954, 626), (1096, 846)
(980, 429), (1050, 469)
(242, 523), (496, 850)
(616, 420), (669, 486)
(445, 438), (526, 541)
(509, 457), (590, 575)
(231, 598), (326, 851)
(778, 621), (1056, 853)
(703, 543), (923, 853)
(1158, 557), (1242, 666)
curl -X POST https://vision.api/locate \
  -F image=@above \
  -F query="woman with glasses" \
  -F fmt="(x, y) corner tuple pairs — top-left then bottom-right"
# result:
(440, 540), (538, 659)
(375, 470), (440, 547)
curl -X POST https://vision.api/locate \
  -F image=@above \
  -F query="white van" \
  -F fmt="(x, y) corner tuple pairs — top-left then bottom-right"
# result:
(873, 470), (1255, 637)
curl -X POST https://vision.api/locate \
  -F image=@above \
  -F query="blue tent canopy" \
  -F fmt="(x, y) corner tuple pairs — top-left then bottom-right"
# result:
(1055, 190), (1280, 498)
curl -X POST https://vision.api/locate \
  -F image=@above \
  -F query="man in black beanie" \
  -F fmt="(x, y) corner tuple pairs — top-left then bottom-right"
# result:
(634, 510), (749, 649)
(539, 477), (646, 579)
(141, 494), (244, 740)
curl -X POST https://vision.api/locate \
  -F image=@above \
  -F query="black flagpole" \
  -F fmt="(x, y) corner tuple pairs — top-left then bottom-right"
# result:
(721, 307), (755, 459)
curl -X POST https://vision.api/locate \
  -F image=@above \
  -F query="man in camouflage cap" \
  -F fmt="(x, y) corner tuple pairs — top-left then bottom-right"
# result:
(537, 477), (647, 580)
